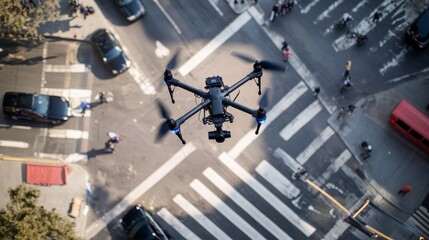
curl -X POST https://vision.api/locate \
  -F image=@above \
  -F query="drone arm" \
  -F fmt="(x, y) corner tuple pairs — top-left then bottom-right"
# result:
(175, 99), (212, 126)
(166, 79), (207, 98)
(224, 71), (262, 96)
(223, 98), (256, 117)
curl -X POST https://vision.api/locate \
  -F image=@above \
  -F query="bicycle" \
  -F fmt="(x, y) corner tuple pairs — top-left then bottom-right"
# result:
(346, 29), (368, 45)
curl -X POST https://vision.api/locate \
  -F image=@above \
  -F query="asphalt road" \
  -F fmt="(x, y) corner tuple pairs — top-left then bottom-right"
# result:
(1, 0), (429, 239)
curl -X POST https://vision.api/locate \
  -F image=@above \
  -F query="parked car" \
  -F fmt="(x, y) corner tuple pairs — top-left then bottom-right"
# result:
(2, 92), (70, 124)
(406, 8), (429, 48)
(91, 29), (131, 74)
(120, 204), (170, 240)
(115, 0), (145, 22)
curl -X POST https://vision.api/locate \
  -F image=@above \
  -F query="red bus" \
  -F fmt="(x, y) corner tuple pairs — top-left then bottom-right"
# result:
(389, 99), (429, 154)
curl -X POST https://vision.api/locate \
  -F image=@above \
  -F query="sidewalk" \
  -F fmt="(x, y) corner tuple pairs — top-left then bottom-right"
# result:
(0, 159), (89, 238)
(39, 0), (110, 41)
(328, 77), (429, 216)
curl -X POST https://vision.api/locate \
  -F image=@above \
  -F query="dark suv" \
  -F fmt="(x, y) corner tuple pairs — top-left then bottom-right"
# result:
(2, 92), (70, 125)
(407, 8), (429, 48)
(120, 205), (170, 240)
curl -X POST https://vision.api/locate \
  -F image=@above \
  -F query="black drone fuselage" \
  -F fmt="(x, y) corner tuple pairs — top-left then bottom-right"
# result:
(162, 61), (267, 144)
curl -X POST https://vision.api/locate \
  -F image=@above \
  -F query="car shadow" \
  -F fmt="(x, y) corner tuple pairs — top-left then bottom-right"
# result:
(94, 0), (134, 27)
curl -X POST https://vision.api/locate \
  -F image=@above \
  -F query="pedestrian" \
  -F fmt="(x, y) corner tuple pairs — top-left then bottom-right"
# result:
(372, 10), (382, 23)
(270, 4), (280, 22)
(398, 185), (412, 196)
(344, 60), (352, 78)
(234, 0), (238, 8)
(337, 106), (345, 120)
(347, 104), (356, 115)
(293, 167), (307, 180)
(80, 101), (90, 115)
(360, 141), (372, 159)
(281, 41), (289, 52)
(281, 1), (289, 15)
(283, 47), (291, 62)
(313, 86), (320, 96)
(341, 76), (353, 93)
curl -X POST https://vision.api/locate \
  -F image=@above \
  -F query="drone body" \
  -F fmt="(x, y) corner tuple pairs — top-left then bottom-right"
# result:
(157, 54), (284, 145)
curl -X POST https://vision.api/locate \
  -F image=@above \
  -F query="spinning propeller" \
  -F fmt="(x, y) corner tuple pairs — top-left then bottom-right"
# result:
(231, 52), (286, 72)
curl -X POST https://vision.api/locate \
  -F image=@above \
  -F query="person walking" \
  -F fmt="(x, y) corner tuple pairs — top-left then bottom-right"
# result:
(337, 106), (345, 120)
(398, 185), (412, 196)
(347, 104), (356, 115)
(283, 47), (291, 62)
(270, 4), (280, 22)
(360, 141), (372, 159)
(344, 60), (352, 78)
(80, 101), (90, 115)
(281, 41), (289, 52)
(372, 10), (382, 23)
(313, 86), (320, 97)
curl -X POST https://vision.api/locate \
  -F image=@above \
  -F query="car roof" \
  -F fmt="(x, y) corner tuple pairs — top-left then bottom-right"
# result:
(415, 9), (429, 39)
(91, 29), (118, 52)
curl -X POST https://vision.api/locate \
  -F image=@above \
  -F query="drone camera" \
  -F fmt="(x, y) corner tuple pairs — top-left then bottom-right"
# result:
(208, 129), (231, 143)
(205, 76), (223, 89)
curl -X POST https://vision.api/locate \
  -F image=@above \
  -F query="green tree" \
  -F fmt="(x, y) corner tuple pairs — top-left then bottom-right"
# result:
(0, 0), (60, 40)
(0, 184), (80, 240)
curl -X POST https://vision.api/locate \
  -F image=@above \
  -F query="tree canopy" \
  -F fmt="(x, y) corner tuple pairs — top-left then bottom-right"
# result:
(0, 0), (60, 40)
(0, 184), (80, 240)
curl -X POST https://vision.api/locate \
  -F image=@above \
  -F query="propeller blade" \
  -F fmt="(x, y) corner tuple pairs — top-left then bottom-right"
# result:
(259, 88), (270, 108)
(156, 121), (170, 142)
(157, 99), (170, 119)
(166, 49), (181, 70)
(231, 52), (285, 72)
(259, 60), (286, 72)
(231, 52), (255, 63)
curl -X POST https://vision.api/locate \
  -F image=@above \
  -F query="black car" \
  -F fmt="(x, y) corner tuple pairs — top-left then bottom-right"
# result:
(120, 205), (170, 240)
(91, 29), (131, 74)
(407, 8), (429, 48)
(2, 92), (70, 124)
(115, 0), (145, 21)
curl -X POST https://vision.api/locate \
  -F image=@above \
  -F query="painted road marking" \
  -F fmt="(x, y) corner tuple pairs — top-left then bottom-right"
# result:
(300, 0), (322, 14)
(273, 147), (302, 173)
(157, 208), (201, 240)
(313, 0), (344, 24)
(314, 150), (351, 186)
(228, 81), (307, 159)
(85, 143), (196, 239)
(153, 0), (182, 35)
(128, 65), (156, 95)
(248, 6), (336, 114)
(40, 88), (92, 98)
(279, 100), (323, 141)
(255, 160), (300, 199)
(48, 129), (89, 139)
(178, 11), (251, 76)
(173, 194), (232, 240)
(296, 126), (335, 165)
(203, 167), (293, 240)
(208, 0), (224, 16)
(219, 152), (316, 237)
(191, 179), (266, 240)
(0, 140), (29, 148)
(44, 64), (87, 72)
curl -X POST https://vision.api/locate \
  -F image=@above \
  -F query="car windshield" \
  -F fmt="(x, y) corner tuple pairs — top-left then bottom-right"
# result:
(32, 95), (49, 116)
(117, 0), (133, 5)
(105, 46), (122, 61)
(416, 10), (429, 40)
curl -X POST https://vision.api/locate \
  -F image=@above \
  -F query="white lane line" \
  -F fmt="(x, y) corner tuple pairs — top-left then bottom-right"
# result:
(41, 42), (48, 89)
(296, 126), (335, 165)
(228, 81), (307, 159)
(173, 194), (232, 240)
(190, 179), (266, 240)
(153, 0), (182, 35)
(203, 168), (293, 240)
(313, 0), (344, 24)
(332, 0), (404, 52)
(178, 11), (251, 76)
(301, 0), (322, 14)
(379, 48), (407, 76)
(351, 0), (369, 12)
(219, 152), (316, 237)
(255, 160), (300, 199)
(208, 0), (224, 16)
(273, 148), (301, 173)
(11, 125), (32, 130)
(0, 140), (29, 148)
(128, 64), (156, 95)
(44, 64), (87, 73)
(248, 7), (336, 114)
(47, 129), (89, 139)
(279, 100), (323, 141)
(314, 150), (351, 186)
(40, 88), (92, 98)
(85, 143), (196, 239)
(157, 208), (201, 240)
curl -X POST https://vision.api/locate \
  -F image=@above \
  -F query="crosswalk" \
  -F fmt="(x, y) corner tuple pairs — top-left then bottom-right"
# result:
(408, 204), (429, 238)
(151, 79), (357, 239)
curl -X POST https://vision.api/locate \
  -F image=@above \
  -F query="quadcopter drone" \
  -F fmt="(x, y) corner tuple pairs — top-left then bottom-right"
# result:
(157, 52), (285, 145)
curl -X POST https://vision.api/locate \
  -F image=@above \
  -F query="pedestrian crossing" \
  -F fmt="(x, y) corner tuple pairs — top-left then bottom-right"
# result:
(408, 205), (429, 238)
(150, 80), (359, 239)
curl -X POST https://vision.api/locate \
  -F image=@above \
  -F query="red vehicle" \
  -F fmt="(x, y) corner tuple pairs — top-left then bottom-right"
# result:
(389, 99), (429, 154)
